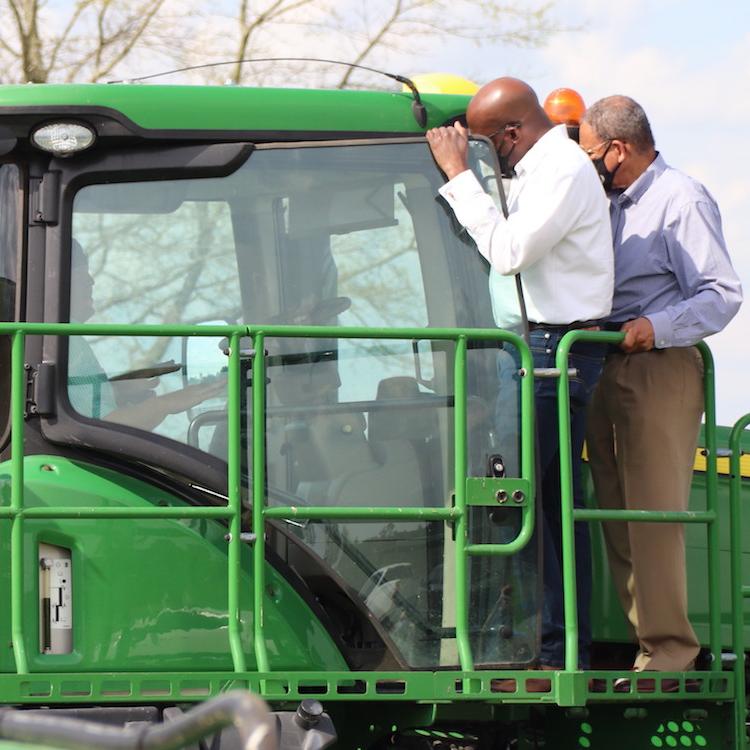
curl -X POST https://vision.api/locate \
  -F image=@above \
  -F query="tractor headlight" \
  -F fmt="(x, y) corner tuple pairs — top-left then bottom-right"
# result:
(31, 122), (96, 157)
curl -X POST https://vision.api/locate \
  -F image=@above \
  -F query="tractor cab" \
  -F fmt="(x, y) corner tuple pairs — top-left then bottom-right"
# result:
(0, 83), (746, 750)
(1, 107), (539, 674)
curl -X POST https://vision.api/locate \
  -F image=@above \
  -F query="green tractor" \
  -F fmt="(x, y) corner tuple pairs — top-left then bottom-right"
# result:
(0, 79), (747, 749)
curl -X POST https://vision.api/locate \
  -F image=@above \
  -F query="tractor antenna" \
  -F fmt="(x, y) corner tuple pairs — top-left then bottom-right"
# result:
(108, 58), (428, 128)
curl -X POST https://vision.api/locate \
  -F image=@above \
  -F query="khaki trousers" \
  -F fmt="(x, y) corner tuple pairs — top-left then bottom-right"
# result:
(586, 346), (703, 672)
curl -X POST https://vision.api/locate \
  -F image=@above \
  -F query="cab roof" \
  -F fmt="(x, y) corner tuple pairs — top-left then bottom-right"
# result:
(0, 83), (471, 140)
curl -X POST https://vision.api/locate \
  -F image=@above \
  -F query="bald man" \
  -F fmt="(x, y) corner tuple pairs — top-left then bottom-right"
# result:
(427, 77), (613, 685)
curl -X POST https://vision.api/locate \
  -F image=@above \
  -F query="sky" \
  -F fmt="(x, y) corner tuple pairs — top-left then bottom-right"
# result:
(419, 0), (750, 426)
(29, 0), (749, 424)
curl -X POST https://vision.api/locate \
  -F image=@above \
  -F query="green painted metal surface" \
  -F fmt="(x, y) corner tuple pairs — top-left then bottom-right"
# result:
(0, 84), (470, 134)
(0, 321), (744, 725)
(541, 703), (730, 750)
(0, 668), (734, 704)
(0, 321), (538, 684)
(464, 477), (531, 508)
(0, 74), (746, 740)
(729, 413), (750, 748)
(0, 453), (347, 675)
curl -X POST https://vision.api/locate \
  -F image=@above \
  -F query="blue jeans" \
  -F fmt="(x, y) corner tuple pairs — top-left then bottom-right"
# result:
(530, 329), (606, 669)
(528, 330), (605, 669)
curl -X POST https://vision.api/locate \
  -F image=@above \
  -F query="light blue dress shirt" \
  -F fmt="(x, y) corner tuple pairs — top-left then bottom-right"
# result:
(608, 154), (742, 348)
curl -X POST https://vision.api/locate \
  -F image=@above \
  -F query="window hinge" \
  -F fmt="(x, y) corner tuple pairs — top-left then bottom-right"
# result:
(30, 171), (61, 226)
(26, 361), (56, 418)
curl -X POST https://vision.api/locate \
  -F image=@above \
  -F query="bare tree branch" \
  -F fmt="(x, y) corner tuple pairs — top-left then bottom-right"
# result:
(0, 0), (562, 86)
(230, 0), (319, 84)
(337, 0), (402, 88)
(89, 0), (166, 81)
(46, 0), (96, 77)
(0, 35), (21, 60)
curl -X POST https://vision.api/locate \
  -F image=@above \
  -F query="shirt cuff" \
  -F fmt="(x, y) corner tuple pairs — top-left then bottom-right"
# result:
(646, 311), (673, 349)
(438, 169), (483, 204)
(438, 169), (502, 242)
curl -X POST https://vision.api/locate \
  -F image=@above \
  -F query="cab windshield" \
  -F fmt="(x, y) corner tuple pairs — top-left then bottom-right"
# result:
(68, 139), (536, 668)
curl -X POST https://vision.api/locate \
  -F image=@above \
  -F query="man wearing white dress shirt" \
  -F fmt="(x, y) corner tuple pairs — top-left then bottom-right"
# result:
(426, 78), (613, 686)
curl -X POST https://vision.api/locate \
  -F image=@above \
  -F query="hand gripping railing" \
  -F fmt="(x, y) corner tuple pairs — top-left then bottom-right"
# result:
(1, 321), (536, 678)
(555, 331), (723, 674)
(729, 413), (750, 748)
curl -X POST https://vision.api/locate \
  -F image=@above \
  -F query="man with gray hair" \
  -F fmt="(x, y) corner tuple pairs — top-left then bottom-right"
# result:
(579, 96), (742, 685)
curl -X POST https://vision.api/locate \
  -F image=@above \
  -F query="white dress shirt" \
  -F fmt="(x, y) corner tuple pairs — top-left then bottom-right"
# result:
(439, 125), (614, 327)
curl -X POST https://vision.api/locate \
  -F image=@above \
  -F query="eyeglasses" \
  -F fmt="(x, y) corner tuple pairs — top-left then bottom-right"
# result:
(485, 121), (522, 141)
(581, 139), (612, 158)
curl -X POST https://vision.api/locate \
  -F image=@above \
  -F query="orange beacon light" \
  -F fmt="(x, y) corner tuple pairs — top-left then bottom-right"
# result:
(543, 88), (586, 142)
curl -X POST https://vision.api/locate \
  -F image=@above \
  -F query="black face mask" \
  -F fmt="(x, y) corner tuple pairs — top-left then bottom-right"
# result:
(592, 142), (621, 192)
(497, 138), (517, 179)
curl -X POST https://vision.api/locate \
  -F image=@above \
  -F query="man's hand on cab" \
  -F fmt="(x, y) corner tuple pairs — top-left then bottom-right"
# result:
(426, 123), (470, 180)
(105, 378), (225, 431)
(619, 317), (655, 353)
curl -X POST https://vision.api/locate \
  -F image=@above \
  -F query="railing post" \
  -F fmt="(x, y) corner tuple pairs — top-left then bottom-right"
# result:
(251, 332), (270, 673)
(226, 331), (247, 673)
(729, 414), (750, 749)
(697, 342), (723, 671)
(555, 333), (579, 673)
(453, 334), (473, 672)
(556, 330), (624, 674)
(0, 322), (539, 686)
(10, 331), (28, 674)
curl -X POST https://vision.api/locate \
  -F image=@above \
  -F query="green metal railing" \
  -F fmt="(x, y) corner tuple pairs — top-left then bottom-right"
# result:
(249, 323), (536, 674)
(0, 321), (535, 678)
(1, 321), (744, 720)
(554, 332), (723, 672)
(555, 332), (724, 673)
(729, 412), (750, 747)
(1, 323), (248, 676)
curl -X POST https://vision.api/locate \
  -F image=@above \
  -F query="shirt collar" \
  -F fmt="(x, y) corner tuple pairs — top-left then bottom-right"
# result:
(615, 152), (666, 206)
(513, 124), (568, 178)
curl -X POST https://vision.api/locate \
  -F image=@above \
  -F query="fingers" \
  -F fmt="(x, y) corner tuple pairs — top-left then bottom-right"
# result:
(620, 329), (636, 353)
(618, 317), (655, 353)
(425, 124), (470, 179)
(425, 124), (468, 145)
